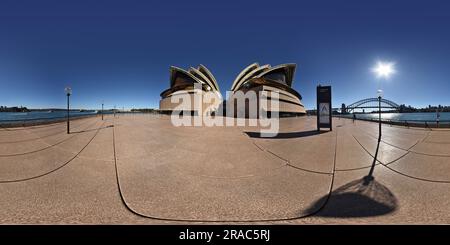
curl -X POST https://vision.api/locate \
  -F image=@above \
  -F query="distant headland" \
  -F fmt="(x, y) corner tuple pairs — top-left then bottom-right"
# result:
(0, 106), (97, 113)
(0, 106), (30, 112)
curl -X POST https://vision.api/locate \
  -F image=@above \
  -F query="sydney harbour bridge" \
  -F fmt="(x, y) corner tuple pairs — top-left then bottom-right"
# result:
(323, 97), (400, 114)
(342, 97), (400, 113)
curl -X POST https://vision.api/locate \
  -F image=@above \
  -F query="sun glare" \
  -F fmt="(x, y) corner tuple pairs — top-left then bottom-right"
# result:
(372, 61), (396, 79)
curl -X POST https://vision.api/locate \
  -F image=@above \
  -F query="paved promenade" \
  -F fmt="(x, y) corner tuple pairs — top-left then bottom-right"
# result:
(1, 114), (450, 224)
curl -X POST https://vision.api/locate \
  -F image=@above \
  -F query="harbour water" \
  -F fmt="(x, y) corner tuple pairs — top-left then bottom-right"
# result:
(343, 112), (450, 122)
(0, 111), (98, 123)
(2, 111), (449, 123)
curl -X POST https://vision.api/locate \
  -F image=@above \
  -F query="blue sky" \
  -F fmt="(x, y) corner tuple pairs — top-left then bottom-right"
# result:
(1, 0), (449, 110)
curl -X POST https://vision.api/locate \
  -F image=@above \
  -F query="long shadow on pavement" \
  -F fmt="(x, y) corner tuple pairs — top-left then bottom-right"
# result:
(307, 124), (399, 218)
(306, 177), (398, 218)
(245, 130), (327, 139)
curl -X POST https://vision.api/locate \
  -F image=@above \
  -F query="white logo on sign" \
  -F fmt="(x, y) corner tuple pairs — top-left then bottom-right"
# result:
(319, 103), (330, 124)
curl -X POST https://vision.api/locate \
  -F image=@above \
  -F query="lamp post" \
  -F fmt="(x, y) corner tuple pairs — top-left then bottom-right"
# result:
(377, 89), (383, 141)
(372, 61), (395, 141)
(365, 61), (395, 183)
(65, 86), (72, 134)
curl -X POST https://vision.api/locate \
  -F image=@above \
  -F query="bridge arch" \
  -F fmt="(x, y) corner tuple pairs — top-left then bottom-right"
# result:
(345, 98), (400, 113)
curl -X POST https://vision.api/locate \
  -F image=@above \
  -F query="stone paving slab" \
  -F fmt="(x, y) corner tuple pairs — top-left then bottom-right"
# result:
(0, 117), (91, 143)
(300, 165), (450, 224)
(410, 141), (450, 156)
(334, 128), (375, 171)
(114, 116), (333, 220)
(351, 129), (408, 164)
(424, 130), (450, 144)
(0, 118), (103, 182)
(0, 119), (96, 156)
(387, 152), (450, 182)
(1, 115), (450, 223)
(117, 158), (332, 221)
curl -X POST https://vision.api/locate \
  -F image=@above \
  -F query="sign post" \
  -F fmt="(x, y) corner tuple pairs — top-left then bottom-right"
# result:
(317, 85), (332, 131)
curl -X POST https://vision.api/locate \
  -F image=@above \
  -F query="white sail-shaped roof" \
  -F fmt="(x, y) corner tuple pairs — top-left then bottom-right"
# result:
(170, 66), (206, 88)
(189, 67), (218, 92)
(231, 64), (271, 91)
(255, 63), (296, 87)
(230, 63), (259, 91)
(198, 64), (220, 92)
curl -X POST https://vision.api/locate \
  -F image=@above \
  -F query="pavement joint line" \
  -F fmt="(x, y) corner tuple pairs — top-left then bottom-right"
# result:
(50, 123), (114, 155)
(349, 118), (450, 132)
(246, 133), (333, 175)
(356, 125), (426, 151)
(19, 117), (97, 145)
(421, 130), (433, 141)
(334, 130), (409, 172)
(112, 117), (340, 223)
(0, 129), (66, 144)
(0, 119), (100, 157)
(352, 119), (431, 133)
(266, 149), (332, 175)
(164, 138), (291, 179)
(0, 122), (66, 131)
(117, 132), (291, 179)
(351, 133), (450, 184)
(351, 133), (411, 167)
(355, 125), (450, 158)
(424, 140), (450, 144)
(0, 120), (106, 184)
(0, 118), (95, 144)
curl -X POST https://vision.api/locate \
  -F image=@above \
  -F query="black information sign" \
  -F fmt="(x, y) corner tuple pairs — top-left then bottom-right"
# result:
(317, 85), (332, 131)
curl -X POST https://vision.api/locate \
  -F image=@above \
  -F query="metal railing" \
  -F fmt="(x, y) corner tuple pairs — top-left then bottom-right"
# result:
(335, 115), (450, 128)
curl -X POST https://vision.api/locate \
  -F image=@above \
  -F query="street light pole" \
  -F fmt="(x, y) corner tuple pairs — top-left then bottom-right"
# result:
(366, 61), (395, 182)
(376, 89), (383, 141)
(372, 61), (395, 141)
(65, 87), (72, 134)
(378, 95), (382, 141)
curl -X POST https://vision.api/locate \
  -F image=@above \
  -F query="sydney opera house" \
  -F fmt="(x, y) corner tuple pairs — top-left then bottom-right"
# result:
(159, 63), (306, 117)
(228, 63), (306, 117)
(159, 65), (222, 115)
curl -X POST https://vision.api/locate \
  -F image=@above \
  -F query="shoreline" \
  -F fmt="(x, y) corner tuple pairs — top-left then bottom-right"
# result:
(335, 115), (450, 128)
(0, 114), (99, 128)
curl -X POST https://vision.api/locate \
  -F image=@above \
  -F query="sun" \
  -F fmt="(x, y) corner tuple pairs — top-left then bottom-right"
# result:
(372, 61), (396, 79)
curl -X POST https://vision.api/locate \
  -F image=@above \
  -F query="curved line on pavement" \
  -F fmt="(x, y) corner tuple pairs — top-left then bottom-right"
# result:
(0, 121), (106, 183)
(356, 126), (450, 158)
(0, 119), (99, 157)
(0, 118), (94, 144)
(112, 120), (340, 222)
(352, 134), (450, 184)
(335, 128), (424, 172)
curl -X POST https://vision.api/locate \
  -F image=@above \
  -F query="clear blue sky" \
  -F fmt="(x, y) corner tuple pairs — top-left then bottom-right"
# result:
(1, 0), (449, 110)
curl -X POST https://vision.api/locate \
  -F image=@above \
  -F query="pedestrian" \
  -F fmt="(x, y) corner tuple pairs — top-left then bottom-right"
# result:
(353, 114), (356, 123)
(437, 110), (440, 128)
